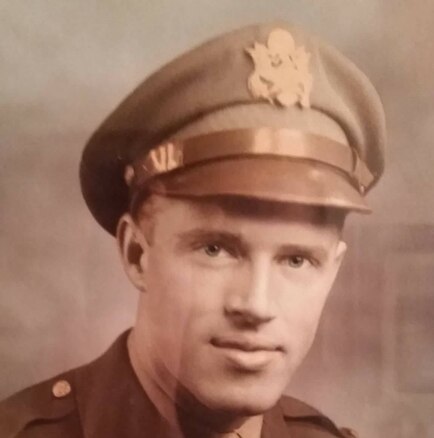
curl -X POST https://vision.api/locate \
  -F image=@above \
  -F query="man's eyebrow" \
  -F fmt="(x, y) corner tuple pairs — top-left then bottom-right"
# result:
(277, 244), (329, 261)
(175, 228), (246, 250)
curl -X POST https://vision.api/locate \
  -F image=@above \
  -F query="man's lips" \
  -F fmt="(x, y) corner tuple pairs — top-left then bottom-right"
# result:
(210, 335), (284, 371)
(210, 336), (284, 353)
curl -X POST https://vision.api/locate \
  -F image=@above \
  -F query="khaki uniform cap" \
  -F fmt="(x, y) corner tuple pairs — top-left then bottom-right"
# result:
(80, 22), (386, 235)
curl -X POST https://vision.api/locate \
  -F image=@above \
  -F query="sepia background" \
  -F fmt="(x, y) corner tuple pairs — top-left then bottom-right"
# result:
(1, 1), (433, 436)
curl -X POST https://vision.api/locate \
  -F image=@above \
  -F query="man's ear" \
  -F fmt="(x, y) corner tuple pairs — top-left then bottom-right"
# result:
(334, 240), (347, 269)
(116, 213), (149, 292)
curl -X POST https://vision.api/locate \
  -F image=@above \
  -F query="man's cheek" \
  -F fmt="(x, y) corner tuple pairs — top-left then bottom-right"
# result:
(285, 308), (324, 352)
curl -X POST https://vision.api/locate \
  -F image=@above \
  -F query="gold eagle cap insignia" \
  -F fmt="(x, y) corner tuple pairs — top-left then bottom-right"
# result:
(245, 28), (313, 108)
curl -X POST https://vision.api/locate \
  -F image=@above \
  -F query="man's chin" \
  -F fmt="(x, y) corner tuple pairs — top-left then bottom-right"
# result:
(221, 396), (280, 416)
(177, 369), (289, 421)
(195, 385), (283, 417)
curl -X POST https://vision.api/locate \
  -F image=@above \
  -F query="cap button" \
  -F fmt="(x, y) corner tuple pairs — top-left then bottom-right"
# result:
(52, 379), (72, 398)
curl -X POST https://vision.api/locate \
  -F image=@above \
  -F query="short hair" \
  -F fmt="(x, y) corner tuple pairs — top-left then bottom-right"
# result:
(130, 191), (161, 245)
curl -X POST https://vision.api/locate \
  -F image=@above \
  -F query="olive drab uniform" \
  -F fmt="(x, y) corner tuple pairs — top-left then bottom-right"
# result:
(0, 332), (358, 438)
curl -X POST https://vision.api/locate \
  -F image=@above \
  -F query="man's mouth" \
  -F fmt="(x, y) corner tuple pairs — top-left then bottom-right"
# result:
(210, 336), (283, 352)
(210, 335), (284, 371)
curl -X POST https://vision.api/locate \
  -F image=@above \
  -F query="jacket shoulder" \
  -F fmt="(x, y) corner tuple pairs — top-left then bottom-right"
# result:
(0, 373), (80, 438)
(280, 396), (359, 438)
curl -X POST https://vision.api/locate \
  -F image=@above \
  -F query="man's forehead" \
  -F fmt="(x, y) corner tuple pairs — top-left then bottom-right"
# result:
(147, 194), (345, 228)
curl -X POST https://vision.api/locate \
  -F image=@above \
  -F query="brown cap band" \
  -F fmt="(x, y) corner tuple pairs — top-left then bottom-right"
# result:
(126, 128), (373, 192)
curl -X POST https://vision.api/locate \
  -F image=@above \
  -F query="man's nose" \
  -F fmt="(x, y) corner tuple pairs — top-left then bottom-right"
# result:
(224, 257), (276, 326)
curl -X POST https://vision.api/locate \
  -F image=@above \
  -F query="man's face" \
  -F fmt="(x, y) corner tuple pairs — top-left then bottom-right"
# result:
(123, 196), (346, 417)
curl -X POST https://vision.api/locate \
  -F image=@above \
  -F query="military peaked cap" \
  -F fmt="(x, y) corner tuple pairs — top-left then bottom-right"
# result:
(80, 22), (386, 235)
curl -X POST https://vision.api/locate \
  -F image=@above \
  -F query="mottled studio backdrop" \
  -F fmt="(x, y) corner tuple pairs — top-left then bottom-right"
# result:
(1, 1), (433, 437)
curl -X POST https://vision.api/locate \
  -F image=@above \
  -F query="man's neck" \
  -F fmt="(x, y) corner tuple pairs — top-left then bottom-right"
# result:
(127, 330), (263, 438)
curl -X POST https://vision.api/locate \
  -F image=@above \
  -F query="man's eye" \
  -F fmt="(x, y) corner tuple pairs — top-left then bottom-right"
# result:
(204, 244), (223, 257)
(283, 255), (307, 268)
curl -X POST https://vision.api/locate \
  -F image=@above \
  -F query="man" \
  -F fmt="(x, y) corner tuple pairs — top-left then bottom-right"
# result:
(0, 22), (385, 437)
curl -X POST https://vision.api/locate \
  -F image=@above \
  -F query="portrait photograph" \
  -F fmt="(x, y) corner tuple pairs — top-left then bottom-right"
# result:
(1, 1), (433, 437)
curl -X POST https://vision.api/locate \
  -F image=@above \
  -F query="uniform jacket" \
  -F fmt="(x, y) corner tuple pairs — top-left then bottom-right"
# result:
(0, 332), (357, 438)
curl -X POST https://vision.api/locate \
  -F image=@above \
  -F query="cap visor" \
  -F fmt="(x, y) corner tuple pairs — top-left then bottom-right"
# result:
(148, 157), (371, 213)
